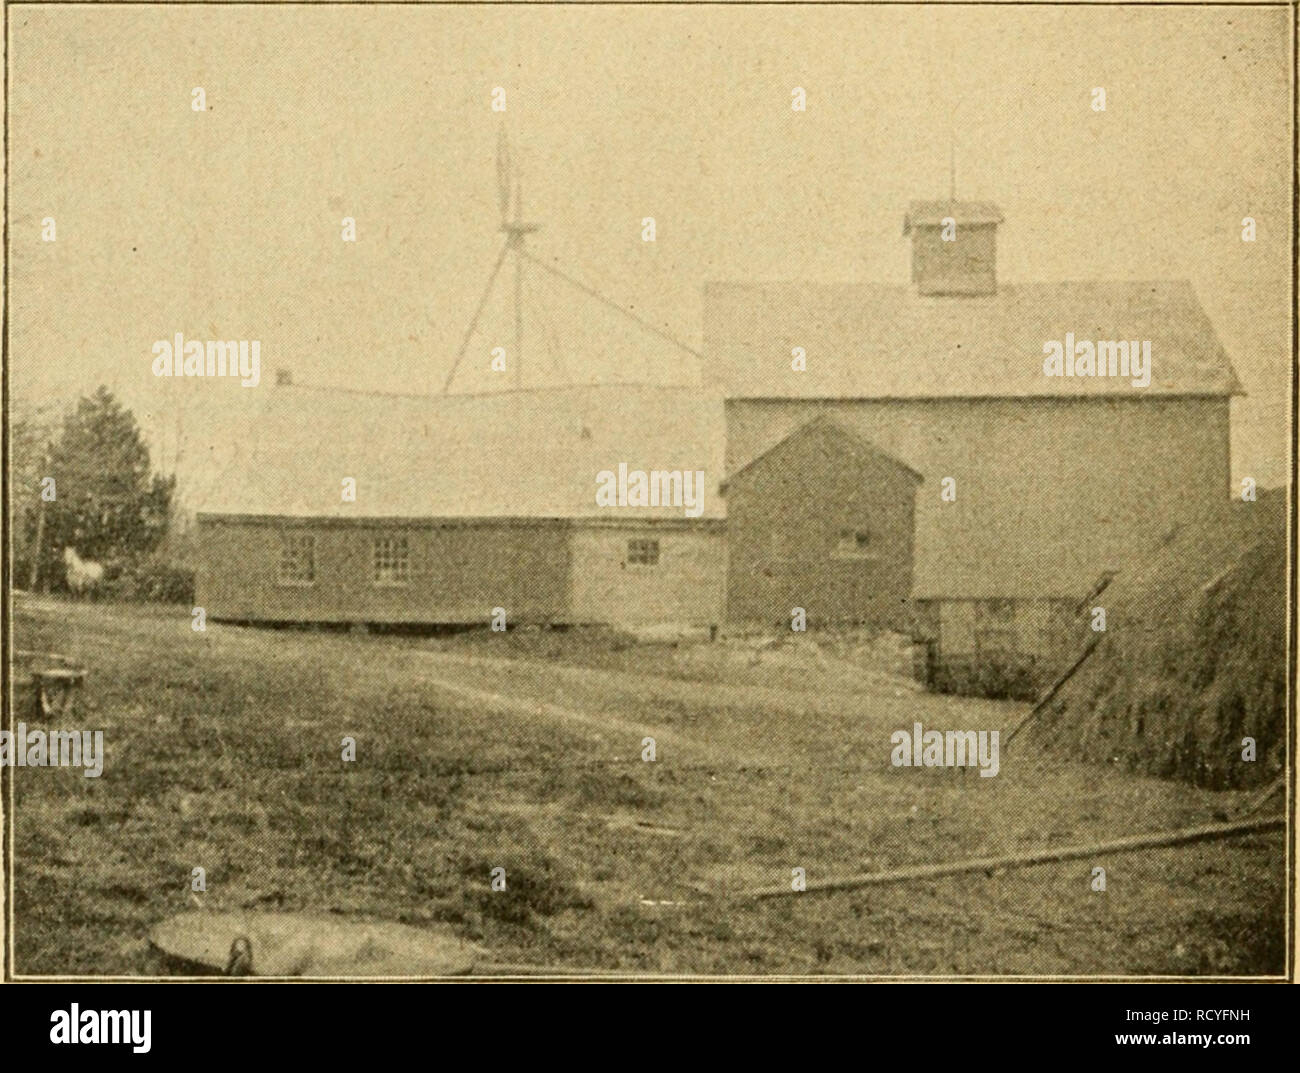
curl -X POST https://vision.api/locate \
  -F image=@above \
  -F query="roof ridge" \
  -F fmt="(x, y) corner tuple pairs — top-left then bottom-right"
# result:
(273, 380), (709, 403)
(274, 382), (437, 401)
(702, 280), (1239, 399)
(721, 415), (922, 490)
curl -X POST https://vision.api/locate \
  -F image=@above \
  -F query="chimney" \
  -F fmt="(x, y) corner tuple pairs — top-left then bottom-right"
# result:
(276, 368), (293, 386)
(903, 200), (1003, 296)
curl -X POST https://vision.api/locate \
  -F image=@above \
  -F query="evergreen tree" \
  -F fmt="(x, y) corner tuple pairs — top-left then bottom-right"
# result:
(37, 386), (174, 589)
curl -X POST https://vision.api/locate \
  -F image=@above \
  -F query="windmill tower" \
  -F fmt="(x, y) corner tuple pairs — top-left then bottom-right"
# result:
(442, 129), (540, 394)
(440, 130), (704, 395)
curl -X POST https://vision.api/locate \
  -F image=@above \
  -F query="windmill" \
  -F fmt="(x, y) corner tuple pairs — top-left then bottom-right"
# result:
(440, 130), (705, 395)
(442, 127), (540, 394)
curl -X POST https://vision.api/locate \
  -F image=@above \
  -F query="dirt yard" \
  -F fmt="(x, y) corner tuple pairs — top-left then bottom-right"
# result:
(7, 596), (1285, 976)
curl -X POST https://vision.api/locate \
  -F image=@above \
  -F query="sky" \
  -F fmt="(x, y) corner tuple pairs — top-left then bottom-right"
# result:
(7, 3), (1293, 498)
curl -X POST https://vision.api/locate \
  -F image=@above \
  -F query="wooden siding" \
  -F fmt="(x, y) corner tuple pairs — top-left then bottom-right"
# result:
(939, 600), (976, 653)
(568, 522), (726, 626)
(197, 515), (726, 627)
(724, 396), (1231, 601)
(724, 422), (920, 628)
(196, 516), (573, 624)
(925, 597), (1084, 660)
(917, 595), (1090, 696)
(911, 222), (998, 296)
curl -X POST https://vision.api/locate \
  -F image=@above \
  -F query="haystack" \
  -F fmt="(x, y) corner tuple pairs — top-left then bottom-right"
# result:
(1033, 490), (1286, 788)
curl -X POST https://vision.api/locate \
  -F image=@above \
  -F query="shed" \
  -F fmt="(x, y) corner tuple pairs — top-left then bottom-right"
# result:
(721, 417), (922, 628)
(195, 383), (727, 629)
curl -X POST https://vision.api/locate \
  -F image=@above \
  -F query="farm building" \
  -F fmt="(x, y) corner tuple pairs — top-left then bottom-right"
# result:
(196, 383), (727, 628)
(703, 200), (1242, 683)
(721, 416), (922, 630)
(195, 198), (1242, 691)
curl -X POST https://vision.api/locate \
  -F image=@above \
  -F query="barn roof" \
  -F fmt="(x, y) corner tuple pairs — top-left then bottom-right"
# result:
(195, 383), (727, 521)
(720, 415), (923, 491)
(702, 280), (1243, 399)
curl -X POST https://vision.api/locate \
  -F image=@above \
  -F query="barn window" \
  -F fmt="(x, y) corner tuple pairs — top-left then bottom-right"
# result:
(278, 533), (316, 584)
(833, 528), (875, 559)
(373, 535), (410, 585)
(627, 539), (660, 566)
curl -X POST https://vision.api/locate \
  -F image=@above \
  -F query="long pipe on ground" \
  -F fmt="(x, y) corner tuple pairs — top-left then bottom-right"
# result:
(741, 814), (1284, 900)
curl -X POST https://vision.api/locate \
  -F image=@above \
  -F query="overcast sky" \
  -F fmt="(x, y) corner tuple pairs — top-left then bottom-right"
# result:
(8, 3), (1292, 492)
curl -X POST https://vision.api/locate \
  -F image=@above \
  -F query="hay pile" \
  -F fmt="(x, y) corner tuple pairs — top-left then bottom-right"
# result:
(1034, 490), (1286, 788)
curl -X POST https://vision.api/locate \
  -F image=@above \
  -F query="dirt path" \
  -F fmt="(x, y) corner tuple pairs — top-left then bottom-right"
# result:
(19, 598), (1024, 771)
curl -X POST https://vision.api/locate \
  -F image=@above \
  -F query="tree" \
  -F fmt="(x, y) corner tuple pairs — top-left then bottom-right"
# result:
(36, 386), (175, 590)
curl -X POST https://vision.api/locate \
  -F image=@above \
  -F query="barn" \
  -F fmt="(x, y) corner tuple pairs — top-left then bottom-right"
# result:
(195, 198), (1242, 688)
(195, 383), (726, 629)
(703, 200), (1242, 683)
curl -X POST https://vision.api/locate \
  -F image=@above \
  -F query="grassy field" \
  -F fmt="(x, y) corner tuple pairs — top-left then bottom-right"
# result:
(8, 596), (1286, 976)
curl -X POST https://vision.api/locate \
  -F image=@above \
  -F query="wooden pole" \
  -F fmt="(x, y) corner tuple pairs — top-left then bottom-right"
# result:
(1237, 773), (1286, 818)
(441, 242), (510, 395)
(742, 814), (1284, 900)
(514, 242), (523, 389)
(1004, 634), (1102, 747)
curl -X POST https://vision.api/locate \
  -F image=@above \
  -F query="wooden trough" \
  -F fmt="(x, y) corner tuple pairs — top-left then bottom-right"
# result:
(149, 911), (592, 977)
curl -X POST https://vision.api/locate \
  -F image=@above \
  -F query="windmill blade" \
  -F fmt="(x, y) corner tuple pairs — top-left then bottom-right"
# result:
(496, 127), (512, 224)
